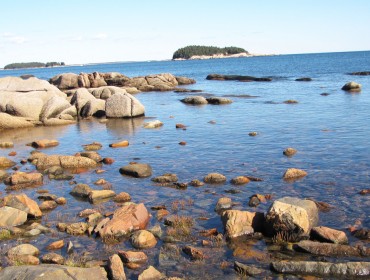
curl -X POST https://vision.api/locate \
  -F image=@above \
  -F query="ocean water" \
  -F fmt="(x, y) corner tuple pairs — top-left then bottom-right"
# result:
(1, 51), (370, 278)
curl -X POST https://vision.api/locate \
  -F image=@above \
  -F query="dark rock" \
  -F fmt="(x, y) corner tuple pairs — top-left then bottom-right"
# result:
(152, 173), (178, 183)
(182, 246), (204, 261)
(234, 261), (264, 276)
(349, 71), (370, 76)
(119, 163), (152, 178)
(295, 77), (312, 81)
(206, 74), (272, 82)
(271, 261), (370, 277)
(70, 184), (92, 198)
(41, 253), (65, 265)
(342, 81), (361, 92)
(206, 97), (232, 104)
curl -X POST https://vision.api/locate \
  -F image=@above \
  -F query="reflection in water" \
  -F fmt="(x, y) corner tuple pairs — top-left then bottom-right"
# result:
(105, 117), (145, 137)
(0, 124), (72, 145)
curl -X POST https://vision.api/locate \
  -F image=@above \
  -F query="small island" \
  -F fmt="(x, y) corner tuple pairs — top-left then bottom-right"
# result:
(4, 61), (65, 70)
(172, 45), (251, 60)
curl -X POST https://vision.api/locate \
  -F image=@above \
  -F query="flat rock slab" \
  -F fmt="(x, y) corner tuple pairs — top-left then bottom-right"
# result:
(0, 206), (27, 227)
(271, 261), (370, 277)
(0, 264), (107, 280)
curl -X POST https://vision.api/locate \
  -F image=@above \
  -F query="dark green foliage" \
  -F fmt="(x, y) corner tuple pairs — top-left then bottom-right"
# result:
(173, 45), (248, 59)
(4, 62), (65, 69)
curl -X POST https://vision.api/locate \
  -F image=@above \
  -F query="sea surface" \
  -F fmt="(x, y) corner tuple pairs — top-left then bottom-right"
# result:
(1, 51), (370, 278)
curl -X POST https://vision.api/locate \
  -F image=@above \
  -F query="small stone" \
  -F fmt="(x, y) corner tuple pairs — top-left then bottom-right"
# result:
(189, 179), (204, 187)
(79, 209), (99, 217)
(41, 252), (65, 264)
(248, 132), (258, 136)
(143, 120), (163, 129)
(283, 147), (297, 157)
(152, 173), (178, 183)
(359, 189), (370, 195)
(204, 173), (226, 184)
(283, 99), (299, 104)
(181, 96), (208, 105)
(310, 226), (348, 244)
(230, 176), (250, 185)
(95, 169), (106, 174)
(157, 209), (170, 220)
(234, 261), (264, 276)
(24, 228), (41, 237)
(9, 254), (40, 265)
(113, 192), (131, 203)
(119, 250), (148, 266)
(283, 168), (307, 180)
(109, 140), (129, 148)
(130, 230), (157, 249)
(7, 244), (39, 258)
(70, 184), (92, 198)
(8, 151), (17, 156)
(215, 197), (232, 212)
(138, 266), (164, 280)
(94, 178), (108, 185)
(47, 240), (64, 250)
(39, 200), (58, 211)
(182, 246), (204, 261)
(342, 81), (361, 92)
(55, 197), (67, 205)
(119, 163), (152, 178)
(88, 190), (116, 203)
(175, 123), (186, 129)
(31, 139), (59, 148)
(82, 142), (102, 151)
(103, 158), (115, 164)
(179, 141), (187, 145)
(295, 77), (312, 81)
(0, 142), (14, 148)
(108, 254), (126, 280)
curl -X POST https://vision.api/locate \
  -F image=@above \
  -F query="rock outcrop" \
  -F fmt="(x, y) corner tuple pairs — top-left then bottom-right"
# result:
(206, 74), (272, 82)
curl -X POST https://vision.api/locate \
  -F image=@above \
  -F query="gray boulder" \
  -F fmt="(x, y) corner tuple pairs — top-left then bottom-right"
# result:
(40, 96), (72, 120)
(49, 73), (79, 89)
(119, 163), (152, 178)
(181, 96), (208, 105)
(106, 91), (145, 118)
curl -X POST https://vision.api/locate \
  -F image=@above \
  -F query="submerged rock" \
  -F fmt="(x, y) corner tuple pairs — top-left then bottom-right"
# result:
(283, 147), (297, 157)
(152, 173), (178, 183)
(206, 74), (272, 82)
(234, 261), (264, 277)
(206, 97), (233, 104)
(180, 96), (208, 105)
(230, 176), (250, 185)
(130, 230), (157, 249)
(143, 120), (163, 128)
(283, 168), (307, 180)
(0, 157), (16, 168)
(204, 173), (226, 184)
(41, 253), (65, 265)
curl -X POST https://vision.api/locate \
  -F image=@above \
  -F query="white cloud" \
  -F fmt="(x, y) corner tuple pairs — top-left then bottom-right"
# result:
(92, 33), (108, 40)
(1, 32), (27, 44)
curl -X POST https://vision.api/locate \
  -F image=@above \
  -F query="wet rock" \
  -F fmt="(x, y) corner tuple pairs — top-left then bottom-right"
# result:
(204, 172), (226, 184)
(0, 169), (9, 180)
(119, 163), (152, 178)
(230, 176), (250, 185)
(283, 147), (297, 157)
(310, 226), (348, 244)
(294, 240), (369, 257)
(70, 184), (92, 198)
(283, 168), (307, 180)
(82, 142), (102, 151)
(31, 139), (59, 148)
(234, 261), (264, 276)
(175, 123), (186, 129)
(157, 209), (170, 220)
(138, 265), (164, 280)
(98, 203), (150, 237)
(295, 77), (312, 81)
(248, 195), (262, 207)
(152, 173), (178, 183)
(109, 140), (129, 148)
(57, 222), (88, 235)
(108, 254), (126, 280)
(88, 190), (116, 203)
(176, 76), (196, 85)
(352, 228), (370, 240)
(112, 192), (131, 203)
(359, 189), (370, 195)
(4, 193), (42, 218)
(342, 81), (361, 92)
(130, 230), (157, 249)
(86, 212), (104, 228)
(248, 131), (258, 136)
(24, 228), (41, 237)
(41, 252), (65, 264)
(0, 157), (16, 168)
(221, 210), (265, 238)
(0, 206), (28, 227)
(8, 151), (17, 156)
(9, 254), (40, 265)
(0, 141), (14, 148)
(283, 99), (299, 104)
(266, 197), (318, 236)
(189, 179), (204, 187)
(79, 208), (99, 218)
(215, 197), (232, 212)
(180, 96), (208, 105)
(47, 240), (64, 250)
(271, 261), (370, 277)
(105, 91), (145, 118)
(349, 71), (370, 76)
(143, 120), (163, 128)
(0, 264), (108, 279)
(39, 200), (58, 211)
(103, 157), (115, 164)
(119, 250), (148, 269)
(206, 97), (233, 104)
(182, 246), (204, 261)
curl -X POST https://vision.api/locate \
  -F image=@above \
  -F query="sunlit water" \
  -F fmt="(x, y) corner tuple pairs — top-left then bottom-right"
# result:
(1, 51), (370, 278)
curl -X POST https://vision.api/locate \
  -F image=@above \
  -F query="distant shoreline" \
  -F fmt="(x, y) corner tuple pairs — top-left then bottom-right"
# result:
(173, 52), (276, 61)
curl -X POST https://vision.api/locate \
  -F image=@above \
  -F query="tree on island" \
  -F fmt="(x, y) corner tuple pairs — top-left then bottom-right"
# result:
(172, 45), (248, 59)
(4, 62), (65, 69)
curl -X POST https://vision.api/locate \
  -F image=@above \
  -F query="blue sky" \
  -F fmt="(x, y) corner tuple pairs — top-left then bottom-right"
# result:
(1, 0), (369, 66)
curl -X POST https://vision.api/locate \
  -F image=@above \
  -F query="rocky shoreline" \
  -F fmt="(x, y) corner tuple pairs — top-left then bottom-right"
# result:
(173, 52), (275, 60)
(0, 71), (369, 279)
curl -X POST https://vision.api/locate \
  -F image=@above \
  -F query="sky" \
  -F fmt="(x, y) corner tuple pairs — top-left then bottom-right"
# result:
(1, 0), (370, 66)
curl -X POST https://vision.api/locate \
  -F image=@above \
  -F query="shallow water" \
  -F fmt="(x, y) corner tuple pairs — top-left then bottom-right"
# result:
(1, 51), (370, 278)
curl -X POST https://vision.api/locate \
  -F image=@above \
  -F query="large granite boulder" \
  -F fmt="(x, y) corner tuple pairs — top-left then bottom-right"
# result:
(49, 73), (79, 90)
(265, 197), (318, 236)
(0, 77), (76, 128)
(0, 264), (108, 280)
(105, 91), (145, 118)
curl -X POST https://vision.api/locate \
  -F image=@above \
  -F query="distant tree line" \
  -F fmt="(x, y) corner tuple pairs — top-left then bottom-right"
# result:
(4, 62), (65, 69)
(172, 45), (248, 59)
